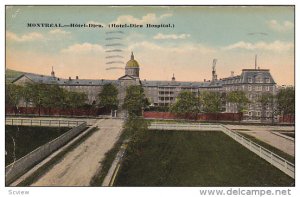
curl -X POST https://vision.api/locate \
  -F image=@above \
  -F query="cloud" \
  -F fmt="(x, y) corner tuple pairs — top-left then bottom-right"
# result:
(128, 41), (215, 54)
(6, 31), (44, 42)
(61, 43), (105, 54)
(222, 40), (293, 52)
(153, 33), (191, 40)
(49, 29), (71, 35)
(267, 20), (294, 32)
(112, 13), (172, 24)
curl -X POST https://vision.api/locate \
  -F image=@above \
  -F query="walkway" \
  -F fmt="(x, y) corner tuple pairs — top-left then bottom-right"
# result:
(226, 125), (295, 156)
(31, 119), (123, 186)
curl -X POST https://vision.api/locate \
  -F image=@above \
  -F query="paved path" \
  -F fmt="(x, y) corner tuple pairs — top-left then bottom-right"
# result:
(226, 125), (295, 156)
(31, 119), (123, 186)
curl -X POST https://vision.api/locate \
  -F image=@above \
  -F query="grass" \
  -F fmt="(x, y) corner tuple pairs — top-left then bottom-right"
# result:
(16, 126), (96, 186)
(114, 130), (294, 186)
(5, 125), (71, 166)
(238, 132), (294, 163)
(279, 132), (295, 138)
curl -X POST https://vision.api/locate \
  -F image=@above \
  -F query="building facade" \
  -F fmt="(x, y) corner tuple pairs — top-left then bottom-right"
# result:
(12, 52), (277, 120)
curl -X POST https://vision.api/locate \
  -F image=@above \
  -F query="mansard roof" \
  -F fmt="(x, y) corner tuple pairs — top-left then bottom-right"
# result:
(240, 69), (276, 84)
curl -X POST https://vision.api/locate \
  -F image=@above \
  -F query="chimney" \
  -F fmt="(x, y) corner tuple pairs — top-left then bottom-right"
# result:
(231, 71), (234, 77)
(69, 77), (71, 81)
(76, 76), (79, 80)
(204, 79), (206, 82)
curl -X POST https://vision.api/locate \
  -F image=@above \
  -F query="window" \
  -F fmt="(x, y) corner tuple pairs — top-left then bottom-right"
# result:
(256, 77), (263, 83)
(258, 86), (262, 91)
(257, 111), (261, 117)
(248, 85), (252, 91)
(248, 111), (252, 116)
(266, 78), (270, 83)
(248, 77), (252, 83)
(266, 86), (270, 91)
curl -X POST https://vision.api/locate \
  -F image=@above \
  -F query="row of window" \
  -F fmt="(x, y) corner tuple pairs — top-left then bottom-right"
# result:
(248, 85), (272, 91)
(248, 111), (272, 117)
(247, 77), (271, 83)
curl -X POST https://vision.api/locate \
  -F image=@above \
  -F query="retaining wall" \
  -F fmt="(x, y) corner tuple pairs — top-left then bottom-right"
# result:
(5, 122), (87, 185)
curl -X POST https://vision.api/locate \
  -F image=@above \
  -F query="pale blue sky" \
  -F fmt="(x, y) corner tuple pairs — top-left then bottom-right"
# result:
(6, 6), (294, 85)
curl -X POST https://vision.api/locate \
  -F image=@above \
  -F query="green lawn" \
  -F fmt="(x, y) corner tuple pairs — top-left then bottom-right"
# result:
(115, 130), (294, 186)
(280, 132), (295, 138)
(5, 125), (71, 166)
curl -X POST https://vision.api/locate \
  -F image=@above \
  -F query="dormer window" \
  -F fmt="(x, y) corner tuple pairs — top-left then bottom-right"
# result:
(248, 77), (252, 83)
(266, 78), (270, 83)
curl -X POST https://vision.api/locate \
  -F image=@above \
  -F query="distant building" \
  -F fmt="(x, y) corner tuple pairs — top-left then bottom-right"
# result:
(12, 52), (277, 120)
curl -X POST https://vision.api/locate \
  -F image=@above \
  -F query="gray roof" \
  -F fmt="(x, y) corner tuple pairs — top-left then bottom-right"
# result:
(240, 69), (276, 84)
(13, 68), (276, 88)
(13, 73), (120, 86)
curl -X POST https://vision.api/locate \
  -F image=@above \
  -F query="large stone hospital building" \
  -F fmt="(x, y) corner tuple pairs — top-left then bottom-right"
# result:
(12, 52), (277, 120)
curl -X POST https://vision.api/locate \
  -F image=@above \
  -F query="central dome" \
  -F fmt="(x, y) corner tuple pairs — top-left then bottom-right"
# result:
(126, 52), (139, 68)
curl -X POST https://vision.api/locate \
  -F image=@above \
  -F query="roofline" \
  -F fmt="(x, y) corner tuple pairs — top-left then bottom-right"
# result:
(11, 74), (34, 84)
(242, 69), (270, 71)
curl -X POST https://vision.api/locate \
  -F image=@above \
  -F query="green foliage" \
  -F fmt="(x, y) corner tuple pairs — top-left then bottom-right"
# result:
(257, 93), (275, 120)
(226, 91), (250, 113)
(257, 93), (274, 106)
(65, 91), (87, 109)
(98, 83), (119, 111)
(6, 84), (23, 108)
(170, 91), (200, 118)
(123, 117), (149, 155)
(199, 91), (223, 113)
(6, 83), (88, 115)
(277, 87), (295, 115)
(123, 85), (149, 117)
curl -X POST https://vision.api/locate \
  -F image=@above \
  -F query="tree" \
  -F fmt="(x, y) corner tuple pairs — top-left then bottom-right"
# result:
(29, 83), (49, 116)
(98, 83), (119, 113)
(277, 87), (295, 115)
(6, 84), (23, 114)
(65, 91), (87, 115)
(257, 93), (275, 122)
(199, 91), (222, 113)
(124, 117), (149, 155)
(170, 91), (200, 119)
(123, 85), (149, 117)
(226, 91), (250, 121)
(21, 83), (35, 113)
(42, 84), (66, 114)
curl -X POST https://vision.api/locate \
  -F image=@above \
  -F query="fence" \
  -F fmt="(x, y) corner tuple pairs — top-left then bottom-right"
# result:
(6, 106), (98, 116)
(149, 122), (295, 179)
(5, 118), (85, 127)
(5, 122), (87, 185)
(144, 111), (242, 121)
